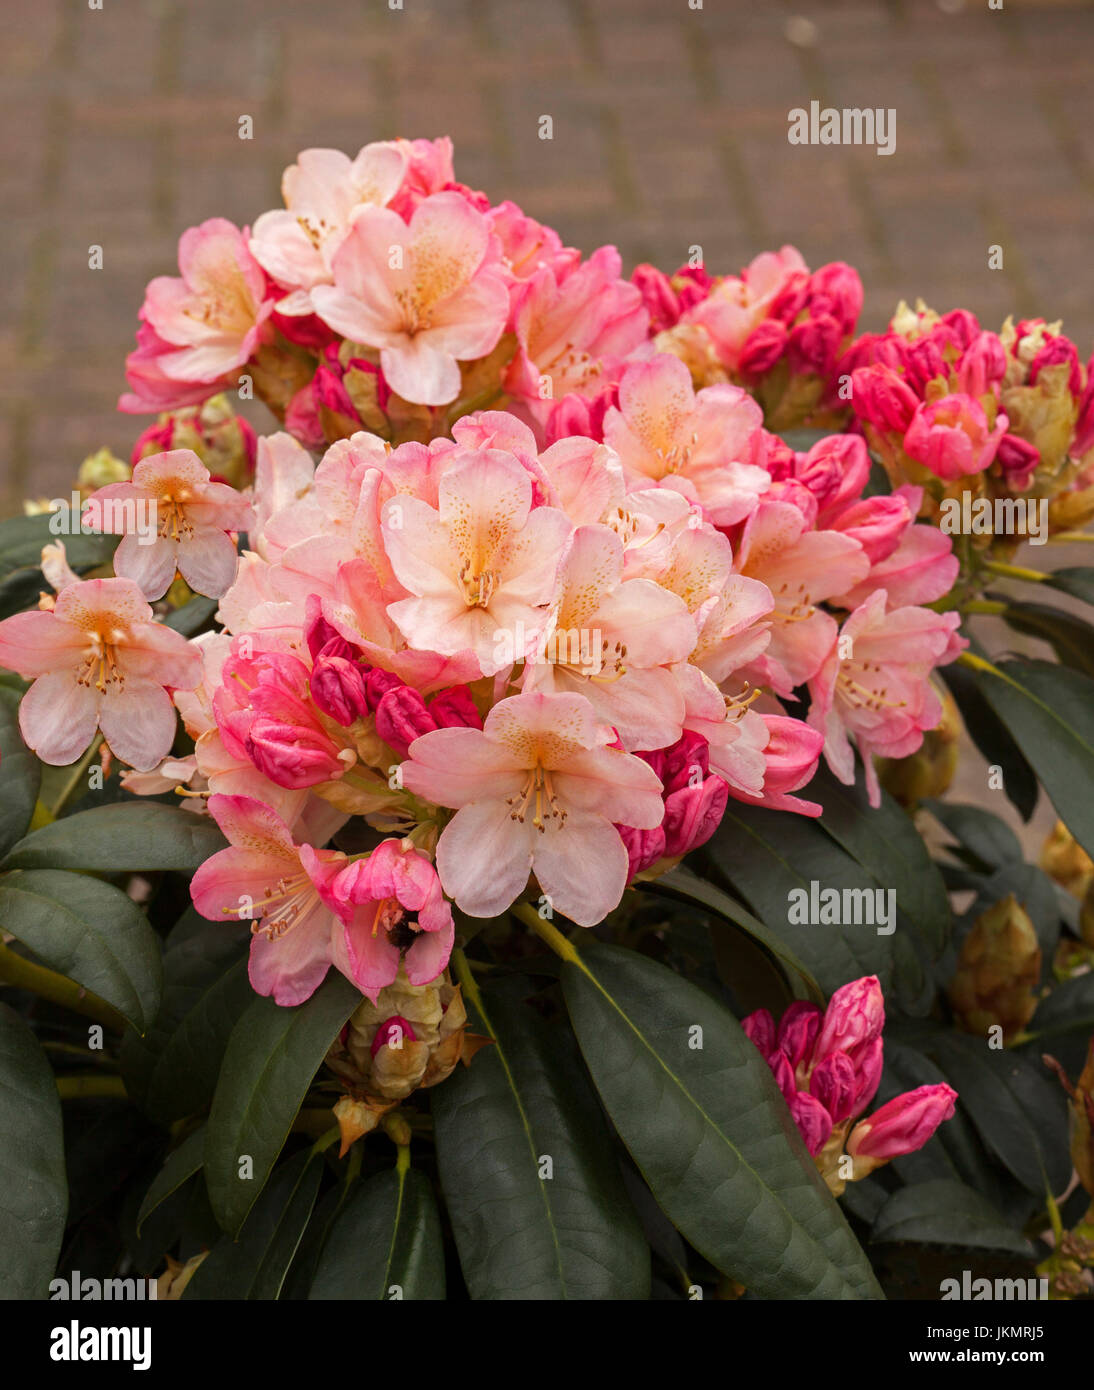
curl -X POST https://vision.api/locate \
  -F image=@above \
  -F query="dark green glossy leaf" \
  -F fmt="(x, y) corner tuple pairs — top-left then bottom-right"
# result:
(0, 1004), (67, 1297)
(871, 1179), (1033, 1256)
(997, 599), (1094, 679)
(2, 802), (225, 873)
(922, 800), (1022, 874)
(136, 1126), (206, 1236)
(1042, 566), (1094, 606)
(0, 687), (39, 859)
(966, 658), (1094, 860)
(0, 513), (118, 621)
(561, 940), (881, 1299)
(204, 974), (361, 1236)
(432, 981), (649, 1300)
(309, 1164), (445, 1300)
(0, 869), (162, 1032)
(184, 1149), (321, 1300)
(940, 662), (1038, 822)
(163, 595), (218, 635)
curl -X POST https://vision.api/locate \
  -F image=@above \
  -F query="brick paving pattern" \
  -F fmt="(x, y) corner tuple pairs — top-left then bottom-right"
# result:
(1, 0), (1092, 512)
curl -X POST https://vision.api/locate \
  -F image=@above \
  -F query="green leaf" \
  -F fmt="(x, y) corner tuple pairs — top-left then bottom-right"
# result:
(2, 802), (225, 873)
(1028, 974), (1094, 1043)
(940, 662), (1038, 822)
(923, 800), (1021, 873)
(928, 1033), (1070, 1195)
(204, 974), (361, 1236)
(0, 869), (162, 1032)
(163, 595), (219, 635)
(184, 1149), (322, 1300)
(0, 1004), (67, 1297)
(638, 865), (823, 1002)
(1042, 566), (1094, 607)
(309, 1164), (445, 1300)
(996, 599), (1094, 679)
(0, 513), (118, 620)
(0, 687), (39, 859)
(432, 979), (649, 1300)
(560, 940), (881, 1299)
(703, 804), (899, 1003)
(966, 658), (1094, 860)
(811, 764), (950, 956)
(136, 1126), (206, 1236)
(871, 1179), (1033, 1256)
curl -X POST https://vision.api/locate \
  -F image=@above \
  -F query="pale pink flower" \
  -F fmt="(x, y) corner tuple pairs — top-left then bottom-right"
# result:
(387, 136), (457, 218)
(249, 143), (407, 311)
(401, 691), (664, 925)
(0, 577), (201, 769)
(603, 354), (770, 526)
(380, 447), (572, 676)
(903, 394), (1009, 481)
(521, 523), (695, 750)
(83, 449), (252, 600)
(807, 590), (965, 806)
(310, 192), (510, 405)
(684, 246), (808, 371)
(332, 840), (454, 1002)
(122, 220), (274, 406)
(191, 794), (352, 1006)
(734, 500), (870, 696)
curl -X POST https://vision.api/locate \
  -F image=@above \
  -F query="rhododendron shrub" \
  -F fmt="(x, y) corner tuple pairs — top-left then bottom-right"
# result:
(2, 139), (1092, 1306)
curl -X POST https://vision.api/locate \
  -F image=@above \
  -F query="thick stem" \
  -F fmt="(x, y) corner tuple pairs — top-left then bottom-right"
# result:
(0, 942), (126, 1033)
(962, 599), (1007, 616)
(984, 560), (1048, 584)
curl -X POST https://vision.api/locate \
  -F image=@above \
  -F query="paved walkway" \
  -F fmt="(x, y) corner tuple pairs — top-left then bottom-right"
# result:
(1, 0), (1092, 508)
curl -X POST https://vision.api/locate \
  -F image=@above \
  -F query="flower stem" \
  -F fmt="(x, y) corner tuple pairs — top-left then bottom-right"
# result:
(962, 599), (1007, 616)
(510, 901), (581, 963)
(55, 1074), (128, 1100)
(0, 941), (126, 1033)
(50, 735), (104, 818)
(983, 560), (1049, 584)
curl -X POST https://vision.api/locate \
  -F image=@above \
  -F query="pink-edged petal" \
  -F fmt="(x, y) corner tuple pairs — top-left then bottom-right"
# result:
(119, 623), (203, 689)
(19, 672), (99, 765)
(531, 811), (629, 927)
(555, 745), (665, 827)
(436, 800), (533, 917)
(340, 902), (402, 998)
(98, 681), (178, 770)
(191, 845), (296, 922)
(380, 336), (462, 407)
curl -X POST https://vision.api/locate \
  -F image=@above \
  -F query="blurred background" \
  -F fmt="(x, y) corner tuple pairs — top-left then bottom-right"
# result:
(1, 0), (1092, 512)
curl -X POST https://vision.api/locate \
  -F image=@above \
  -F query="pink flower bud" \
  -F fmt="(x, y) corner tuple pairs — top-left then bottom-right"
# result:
(738, 320), (788, 378)
(247, 717), (346, 788)
(804, 434), (872, 520)
(768, 268), (811, 324)
(904, 394), (1008, 481)
(776, 1000), (822, 1075)
(852, 1035), (884, 1114)
(787, 313), (842, 377)
(901, 337), (947, 395)
(375, 686), (438, 757)
(371, 1015), (419, 1057)
(741, 1007), (777, 1060)
(761, 432), (797, 482)
(995, 433), (1040, 490)
(808, 262), (863, 336)
(789, 1091), (834, 1156)
(828, 493), (911, 565)
(363, 667), (404, 712)
(1073, 357), (1094, 458)
(725, 714), (824, 817)
(846, 1083), (957, 1169)
(305, 594), (351, 662)
(311, 654), (371, 727)
(617, 822), (666, 882)
(770, 1050), (797, 1104)
(810, 1050), (858, 1124)
(937, 309), (980, 354)
(428, 685), (483, 731)
(1030, 336), (1082, 395)
(814, 975), (885, 1064)
(660, 731), (710, 795)
(631, 263), (682, 334)
(851, 364), (919, 434)
(957, 331), (1007, 397)
(661, 774), (728, 858)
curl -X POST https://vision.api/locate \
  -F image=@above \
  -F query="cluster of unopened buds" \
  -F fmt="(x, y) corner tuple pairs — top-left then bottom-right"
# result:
(743, 976), (958, 1193)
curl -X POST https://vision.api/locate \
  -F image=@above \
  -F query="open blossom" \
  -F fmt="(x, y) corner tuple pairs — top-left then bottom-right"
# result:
(249, 142), (407, 311)
(603, 354), (771, 525)
(0, 577), (201, 769)
(903, 393), (1009, 481)
(83, 449), (252, 600)
(120, 220), (274, 412)
(381, 446), (572, 675)
(808, 590), (965, 806)
(683, 246), (809, 371)
(191, 794), (356, 1006)
(332, 839), (454, 1002)
(401, 691), (664, 926)
(311, 191), (510, 405)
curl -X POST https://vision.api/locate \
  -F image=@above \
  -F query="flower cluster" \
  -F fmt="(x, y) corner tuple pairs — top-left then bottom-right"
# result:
(743, 976), (957, 1194)
(0, 136), (985, 1014)
(848, 301), (1094, 546)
